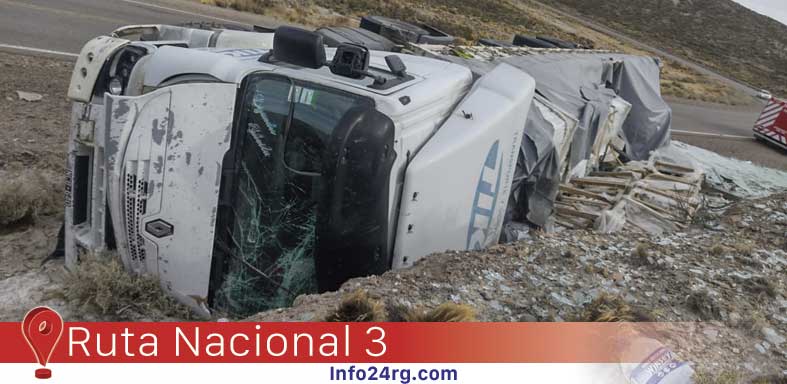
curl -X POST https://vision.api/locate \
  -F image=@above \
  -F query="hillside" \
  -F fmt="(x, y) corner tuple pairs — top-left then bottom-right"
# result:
(540, 0), (787, 97)
(200, 0), (752, 105)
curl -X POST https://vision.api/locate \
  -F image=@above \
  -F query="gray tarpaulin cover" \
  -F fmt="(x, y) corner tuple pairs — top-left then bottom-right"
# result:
(440, 52), (672, 234)
(500, 53), (671, 162)
(505, 100), (562, 231)
(610, 55), (672, 160)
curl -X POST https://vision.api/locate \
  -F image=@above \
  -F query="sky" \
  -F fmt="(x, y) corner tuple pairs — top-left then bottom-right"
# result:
(731, 0), (787, 26)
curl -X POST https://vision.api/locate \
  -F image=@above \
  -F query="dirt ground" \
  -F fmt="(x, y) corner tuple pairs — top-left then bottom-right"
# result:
(0, 52), (70, 278)
(0, 52), (71, 322)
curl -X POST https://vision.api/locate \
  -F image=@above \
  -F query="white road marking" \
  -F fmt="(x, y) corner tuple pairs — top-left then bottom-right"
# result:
(0, 43), (78, 57)
(119, 0), (245, 25)
(671, 130), (752, 141)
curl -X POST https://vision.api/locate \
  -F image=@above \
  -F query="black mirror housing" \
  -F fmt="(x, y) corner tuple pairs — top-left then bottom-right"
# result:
(268, 26), (326, 69)
(330, 43), (370, 79)
(385, 55), (407, 77)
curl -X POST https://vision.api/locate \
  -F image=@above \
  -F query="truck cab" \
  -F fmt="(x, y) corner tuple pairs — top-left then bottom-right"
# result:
(64, 25), (535, 316)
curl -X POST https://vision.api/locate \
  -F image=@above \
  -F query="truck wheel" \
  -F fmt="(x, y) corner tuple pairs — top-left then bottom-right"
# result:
(513, 35), (558, 48)
(536, 36), (579, 49)
(360, 16), (454, 45)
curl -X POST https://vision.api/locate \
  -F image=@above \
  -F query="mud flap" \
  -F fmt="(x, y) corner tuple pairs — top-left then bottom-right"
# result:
(105, 83), (236, 316)
(392, 63), (535, 268)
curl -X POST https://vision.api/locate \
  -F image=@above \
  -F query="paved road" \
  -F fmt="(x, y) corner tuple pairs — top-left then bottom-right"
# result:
(668, 98), (763, 137)
(0, 0), (769, 139)
(0, 0), (279, 54)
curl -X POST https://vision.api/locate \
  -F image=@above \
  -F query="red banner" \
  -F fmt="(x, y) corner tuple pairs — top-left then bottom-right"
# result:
(0, 321), (669, 364)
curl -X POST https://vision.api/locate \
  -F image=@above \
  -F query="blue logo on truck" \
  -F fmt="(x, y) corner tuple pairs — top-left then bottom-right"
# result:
(466, 141), (503, 250)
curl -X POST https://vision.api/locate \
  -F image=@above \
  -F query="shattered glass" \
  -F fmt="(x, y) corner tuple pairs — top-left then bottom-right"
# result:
(215, 162), (318, 313)
(212, 75), (374, 315)
(214, 76), (319, 314)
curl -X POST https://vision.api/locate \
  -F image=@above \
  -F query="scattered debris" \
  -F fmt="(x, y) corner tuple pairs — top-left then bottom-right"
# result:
(556, 158), (703, 234)
(15, 90), (43, 102)
(656, 141), (787, 198)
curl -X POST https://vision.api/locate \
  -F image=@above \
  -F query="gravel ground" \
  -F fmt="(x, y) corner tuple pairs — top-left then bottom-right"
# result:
(249, 193), (787, 378)
(0, 52), (70, 279)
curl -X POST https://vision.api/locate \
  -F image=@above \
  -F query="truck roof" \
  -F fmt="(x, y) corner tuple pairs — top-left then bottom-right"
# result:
(142, 44), (469, 97)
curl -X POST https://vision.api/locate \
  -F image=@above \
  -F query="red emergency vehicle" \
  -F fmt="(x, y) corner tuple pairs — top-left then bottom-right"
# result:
(753, 97), (787, 151)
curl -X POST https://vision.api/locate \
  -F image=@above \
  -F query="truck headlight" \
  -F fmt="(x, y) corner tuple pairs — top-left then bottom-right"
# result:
(108, 78), (124, 95)
(101, 46), (147, 96)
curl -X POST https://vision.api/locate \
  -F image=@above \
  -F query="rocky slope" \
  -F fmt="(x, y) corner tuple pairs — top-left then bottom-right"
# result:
(249, 192), (787, 379)
(541, 0), (787, 97)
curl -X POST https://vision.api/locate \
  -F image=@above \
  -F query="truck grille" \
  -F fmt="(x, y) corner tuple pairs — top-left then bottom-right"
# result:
(124, 162), (149, 263)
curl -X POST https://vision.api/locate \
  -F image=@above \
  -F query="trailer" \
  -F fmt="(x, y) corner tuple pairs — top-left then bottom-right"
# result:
(753, 97), (787, 150)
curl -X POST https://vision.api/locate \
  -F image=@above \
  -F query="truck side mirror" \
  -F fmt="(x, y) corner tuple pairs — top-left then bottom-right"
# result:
(385, 55), (407, 77)
(315, 105), (396, 291)
(265, 26), (326, 69)
(329, 43), (370, 79)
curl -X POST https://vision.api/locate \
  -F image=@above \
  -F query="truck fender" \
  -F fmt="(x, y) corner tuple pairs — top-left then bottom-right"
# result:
(392, 63), (536, 268)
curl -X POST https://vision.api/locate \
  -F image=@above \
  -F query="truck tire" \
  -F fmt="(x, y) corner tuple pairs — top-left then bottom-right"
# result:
(513, 35), (557, 48)
(360, 15), (454, 45)
(536, 36), (578, 49)
(478, 38), (515, 47)
(316, 27), (398, 51)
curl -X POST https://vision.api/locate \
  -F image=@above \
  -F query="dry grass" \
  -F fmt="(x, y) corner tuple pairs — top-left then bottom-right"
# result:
(686, 290), (722, 321)
(0, 170), (61, 227)
(200, 0), (354, 28)
(709, 244), (726, 257)
(741, 311), (770, 335)
(200, 0), (270, 13)
(61, 252), (192, 320)
(576, 293), (654, 322)
(324, 290), (386, 322)
(631, 243), (653, 266)
(732, 241), (755, 256)
(402, 303), (477, 322)
(660, 61), (752, 105)
(751, 375), (787, 384)
(743, 276), (779, 299)
(694, 370), (741, 384)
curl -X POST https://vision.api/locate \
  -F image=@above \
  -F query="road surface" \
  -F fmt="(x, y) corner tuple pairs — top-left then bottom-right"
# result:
(0, 0), (280, 54)
(667, 97), (763, 137)
(0, 0), (774, 140)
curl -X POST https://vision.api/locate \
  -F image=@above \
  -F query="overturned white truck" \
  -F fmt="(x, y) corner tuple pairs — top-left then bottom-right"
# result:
(63, 24), (671, 316)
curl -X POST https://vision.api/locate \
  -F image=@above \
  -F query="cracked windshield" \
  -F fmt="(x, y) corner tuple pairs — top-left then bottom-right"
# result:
(214, 75), (372, 315)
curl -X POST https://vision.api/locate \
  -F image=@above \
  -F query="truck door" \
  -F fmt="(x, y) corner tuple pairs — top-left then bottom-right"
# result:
(392, 63), (536, 269)
(105, 83), (236, 316)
